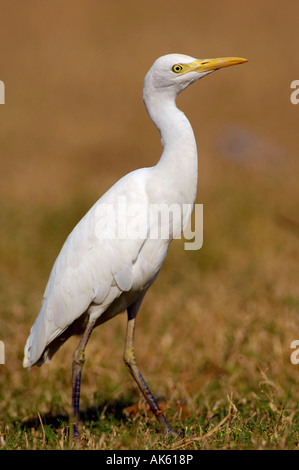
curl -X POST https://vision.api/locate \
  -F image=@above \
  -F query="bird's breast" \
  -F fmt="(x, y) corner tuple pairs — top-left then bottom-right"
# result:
(131, 237), (169, 291)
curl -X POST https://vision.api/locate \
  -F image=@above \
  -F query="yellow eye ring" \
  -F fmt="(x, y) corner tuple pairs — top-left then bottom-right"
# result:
(172, 64), (184, 73)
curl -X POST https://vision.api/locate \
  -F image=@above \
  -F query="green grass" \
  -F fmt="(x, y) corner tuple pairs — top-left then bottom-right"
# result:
(1, 387), (298, 449)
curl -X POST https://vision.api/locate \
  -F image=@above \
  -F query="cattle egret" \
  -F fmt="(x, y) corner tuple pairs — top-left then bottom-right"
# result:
(24, 53), (247, 437)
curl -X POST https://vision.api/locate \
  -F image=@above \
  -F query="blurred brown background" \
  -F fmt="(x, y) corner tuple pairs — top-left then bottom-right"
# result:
(0, 0), (298, 204)
(0, 0), (299, 448)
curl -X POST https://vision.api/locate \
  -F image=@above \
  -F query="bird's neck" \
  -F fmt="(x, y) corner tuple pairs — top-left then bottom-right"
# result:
(144, 90), (198, 205)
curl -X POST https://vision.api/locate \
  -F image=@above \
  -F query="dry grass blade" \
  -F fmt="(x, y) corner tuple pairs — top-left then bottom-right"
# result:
(37, 412), (46, 446)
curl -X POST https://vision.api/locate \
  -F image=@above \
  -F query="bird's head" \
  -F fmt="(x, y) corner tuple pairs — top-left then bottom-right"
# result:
(144, 53), (247, 99)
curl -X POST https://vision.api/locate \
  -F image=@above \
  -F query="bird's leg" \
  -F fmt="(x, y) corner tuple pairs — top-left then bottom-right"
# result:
(124, 305), (174, 435)
(72, 318), (95, 439)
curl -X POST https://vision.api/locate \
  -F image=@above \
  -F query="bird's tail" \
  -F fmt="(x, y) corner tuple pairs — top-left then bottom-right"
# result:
(23, 309), (51, 368)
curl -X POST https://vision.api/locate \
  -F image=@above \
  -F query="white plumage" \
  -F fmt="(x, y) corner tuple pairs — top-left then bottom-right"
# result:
(23, 53), (247, 435)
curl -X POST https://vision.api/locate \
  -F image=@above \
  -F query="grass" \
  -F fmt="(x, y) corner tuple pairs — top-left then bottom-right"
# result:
(1, 383), (298, 450)
(1, 161), (299, 450)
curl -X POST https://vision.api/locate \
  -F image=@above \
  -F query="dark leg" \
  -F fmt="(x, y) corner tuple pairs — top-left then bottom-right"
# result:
(124, 299), (174, 434)
(72, 318), (95, 439)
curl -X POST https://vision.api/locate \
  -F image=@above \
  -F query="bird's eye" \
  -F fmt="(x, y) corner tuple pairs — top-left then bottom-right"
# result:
(172, 64), (184, 74)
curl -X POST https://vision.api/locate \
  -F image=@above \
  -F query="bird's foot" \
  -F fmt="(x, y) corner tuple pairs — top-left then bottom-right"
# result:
(163, 424), (184, 438)
(72, 422), (80, 440)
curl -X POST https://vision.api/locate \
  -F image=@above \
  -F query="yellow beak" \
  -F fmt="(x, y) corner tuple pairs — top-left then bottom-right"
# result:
(190, 57), (248, 73)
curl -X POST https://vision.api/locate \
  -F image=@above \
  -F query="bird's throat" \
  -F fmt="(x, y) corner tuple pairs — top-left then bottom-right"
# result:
(146, 93), (198, 207)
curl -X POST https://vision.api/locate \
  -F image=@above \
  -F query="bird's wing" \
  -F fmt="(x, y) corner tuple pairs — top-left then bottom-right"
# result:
(24, 168), (153, 367)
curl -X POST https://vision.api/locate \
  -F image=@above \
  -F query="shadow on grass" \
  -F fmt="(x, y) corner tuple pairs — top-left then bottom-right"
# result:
(20, 397), (133, 432)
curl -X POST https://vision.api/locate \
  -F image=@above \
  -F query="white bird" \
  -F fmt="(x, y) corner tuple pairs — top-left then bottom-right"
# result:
(24, 53), (247, 437)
